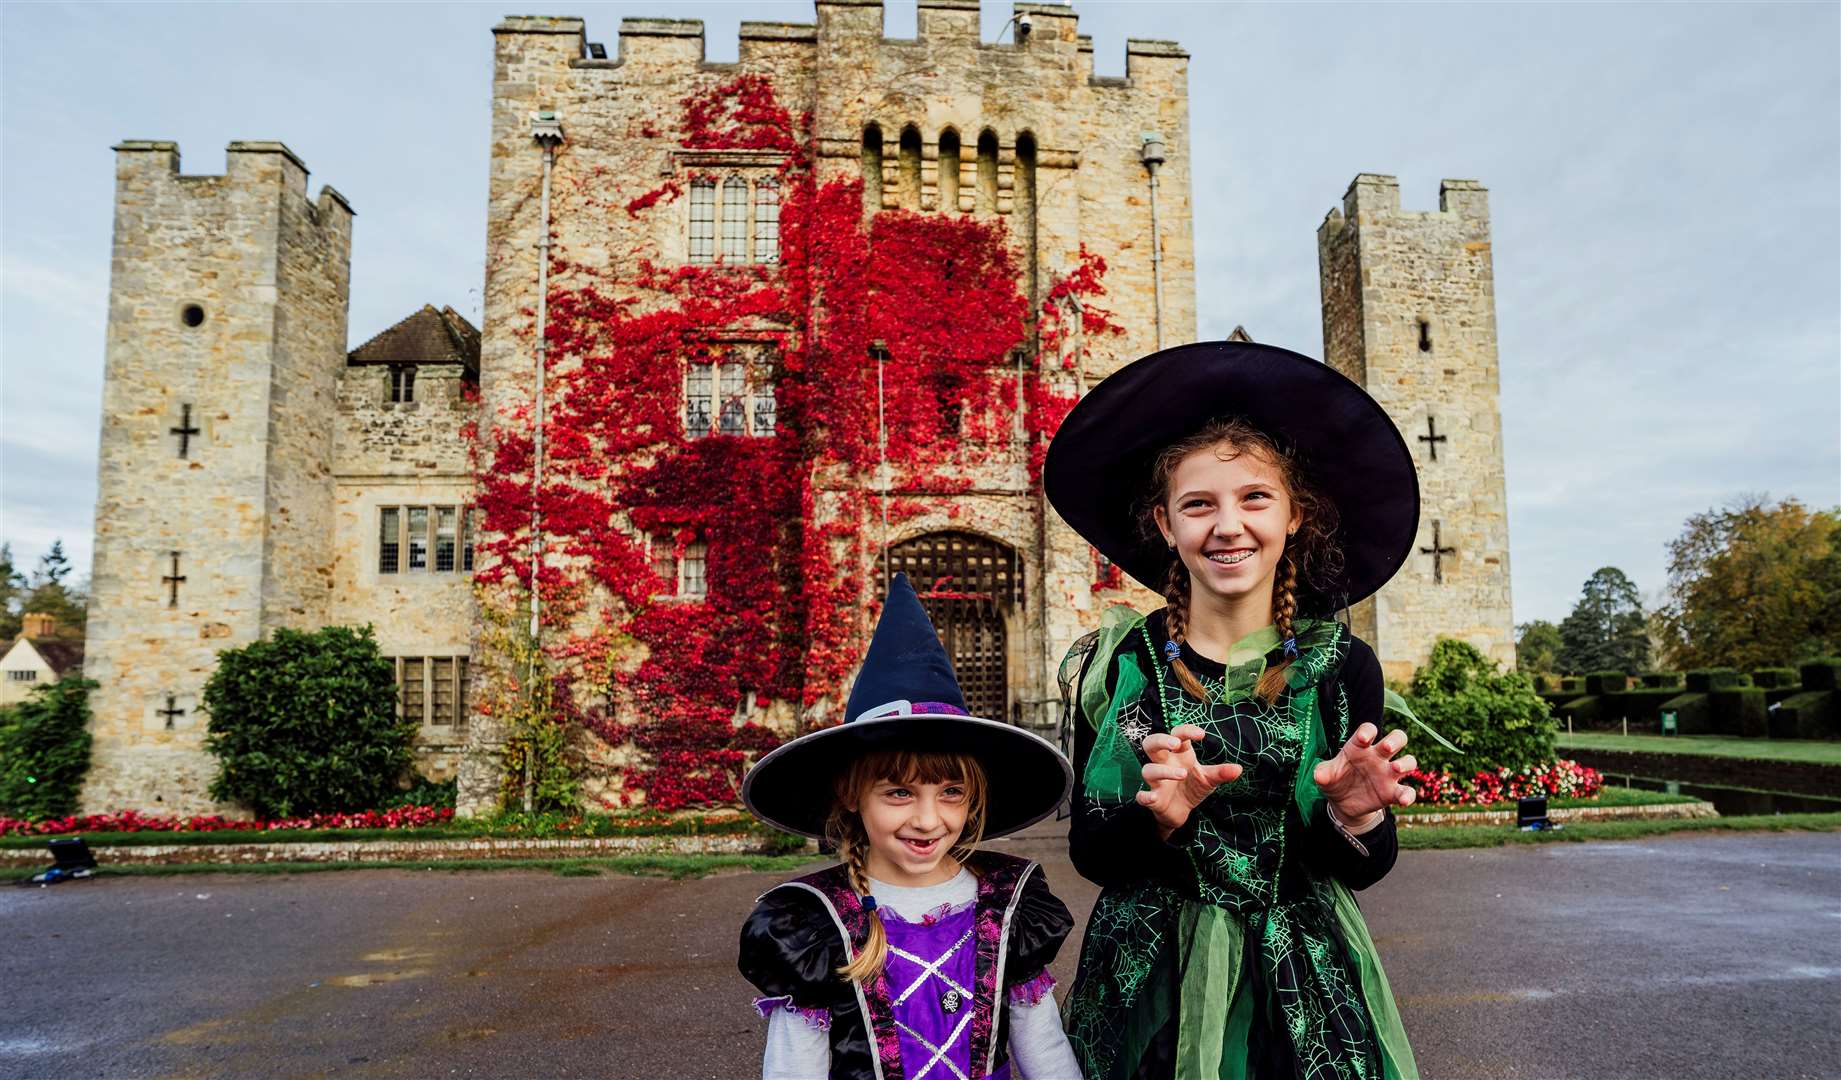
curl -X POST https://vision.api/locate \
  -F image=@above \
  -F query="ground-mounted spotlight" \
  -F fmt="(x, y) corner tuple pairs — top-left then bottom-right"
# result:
(1516, 796), (1554, 831)
(31, 837), (97, 884)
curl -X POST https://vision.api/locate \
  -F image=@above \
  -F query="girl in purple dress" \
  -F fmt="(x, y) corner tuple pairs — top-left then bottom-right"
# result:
(739, 572), (1082, 1080)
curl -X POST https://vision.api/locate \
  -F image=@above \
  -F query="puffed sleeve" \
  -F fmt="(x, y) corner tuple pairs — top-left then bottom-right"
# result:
(1004, 867), (1075, 998)
(738, 886), (851, 1011)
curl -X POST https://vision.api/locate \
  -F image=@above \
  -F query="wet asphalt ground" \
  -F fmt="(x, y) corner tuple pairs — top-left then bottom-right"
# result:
(2, 827), (1837, 1080)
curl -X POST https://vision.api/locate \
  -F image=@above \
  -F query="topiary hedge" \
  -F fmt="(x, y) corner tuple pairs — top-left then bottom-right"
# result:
(1640, 672), (1685, 690)
(1585, 671), (1629, 695)
(202, 625), (416, 819)
(1404, 638), (1557, 775)
(1686, 668), (1749, 693)
(1661, 691), (1716, 735)
(1774, 690), (1838, 739)
(1799, 658), (1841, 692)
(1710, 688), (1768, 737)
(0, 677), (95, 821)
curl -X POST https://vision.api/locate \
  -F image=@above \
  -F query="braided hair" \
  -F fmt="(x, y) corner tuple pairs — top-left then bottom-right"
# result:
(1140, 418), (1343, 705)
(824, 750), (989, 983)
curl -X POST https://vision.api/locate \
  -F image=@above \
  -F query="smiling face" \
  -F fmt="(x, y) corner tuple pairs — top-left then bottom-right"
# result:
(837, 751), (986, 889)
(1154, 440), (1302, 613)
(852, 776), (971, 886)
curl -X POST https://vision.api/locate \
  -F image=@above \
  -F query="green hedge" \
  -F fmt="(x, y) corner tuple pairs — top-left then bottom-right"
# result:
(1686, 668), (1749, 693)
(1749, 668), (1800, 690)
(1558, 676), (1585, 694)
(1640, 672), (1685, 689)
(1710, 688), (1768, 737)
(1775, 690), (1838, 739)
(1557, 695), (1602, 726)
(1800, 659), (1841, 692)
(1661, 692), (1716, 735)
(1585, 671), (1629, 695)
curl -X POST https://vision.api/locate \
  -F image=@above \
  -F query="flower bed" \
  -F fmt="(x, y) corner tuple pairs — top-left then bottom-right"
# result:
(0, 805), (455, 838)
(1403, 759), (1603, 807)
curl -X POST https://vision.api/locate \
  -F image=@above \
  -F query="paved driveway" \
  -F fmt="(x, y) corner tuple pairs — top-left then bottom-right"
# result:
(3, 828), (1836, 1079)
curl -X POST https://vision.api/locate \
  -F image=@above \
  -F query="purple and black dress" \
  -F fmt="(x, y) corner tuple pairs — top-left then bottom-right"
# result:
(740, 850), (1077, 1080)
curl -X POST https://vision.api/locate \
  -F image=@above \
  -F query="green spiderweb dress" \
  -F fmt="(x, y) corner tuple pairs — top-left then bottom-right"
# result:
(1061, 609), (1418, 1080)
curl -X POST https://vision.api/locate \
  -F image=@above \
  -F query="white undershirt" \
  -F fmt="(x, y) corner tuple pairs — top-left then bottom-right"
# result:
(761, 869), (1082, 1079)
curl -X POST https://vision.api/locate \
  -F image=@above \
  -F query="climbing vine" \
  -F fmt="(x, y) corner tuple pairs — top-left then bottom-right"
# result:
(472, 75), (1121, 810)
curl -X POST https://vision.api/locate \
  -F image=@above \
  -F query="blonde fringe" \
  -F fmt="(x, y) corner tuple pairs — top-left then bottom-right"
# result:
(824, 751), (989, 984)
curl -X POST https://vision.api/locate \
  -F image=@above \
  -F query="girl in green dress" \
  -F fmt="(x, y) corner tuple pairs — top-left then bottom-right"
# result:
(1043, 341), (1448, 1080)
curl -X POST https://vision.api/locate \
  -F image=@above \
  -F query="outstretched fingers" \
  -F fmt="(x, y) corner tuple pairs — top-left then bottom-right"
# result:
(1205, 762), (1243, 785)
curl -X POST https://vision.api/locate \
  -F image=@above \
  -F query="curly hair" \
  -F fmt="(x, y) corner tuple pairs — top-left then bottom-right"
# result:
(1136, 418), (1344, 704)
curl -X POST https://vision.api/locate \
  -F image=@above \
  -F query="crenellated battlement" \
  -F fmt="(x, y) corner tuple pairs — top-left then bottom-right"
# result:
(501, 2), (1180, 87)
(112, 139), (353, 228)
(1326, 172), (1489, 229)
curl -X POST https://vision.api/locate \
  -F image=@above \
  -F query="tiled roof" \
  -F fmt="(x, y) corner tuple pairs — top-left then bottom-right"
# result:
(33, 639), (85, 676)
(347, 305), (480, 375)
(2, 636), (85, 677)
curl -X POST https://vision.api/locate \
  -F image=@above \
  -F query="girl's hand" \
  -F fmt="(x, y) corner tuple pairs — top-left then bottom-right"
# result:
(1137, 724), (1244, 840)
(1312, 723), (1417, 830)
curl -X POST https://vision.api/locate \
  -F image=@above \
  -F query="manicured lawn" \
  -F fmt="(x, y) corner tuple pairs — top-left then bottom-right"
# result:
(0, 812), (791, 850)
(1396, 785), (1693, 816)
(4, 852), (821, 884)
(1557, 732), (1841, 765)
(1397, 811), (1841, 850)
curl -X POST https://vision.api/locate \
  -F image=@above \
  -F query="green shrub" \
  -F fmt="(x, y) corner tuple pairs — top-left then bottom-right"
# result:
(1799, 658), (1841, 692)
(392, 775), (458, 809)
(1558, 676), (1585, 694)
(1585, 671), (1629, 695)
(1748, 668), (1799, 690)
(1686, 668), (1749, 692)
(1405, 638), (1557, 775)
(1776, 690), (1838, 739)
(1640, 672), (1685, 689)
(1710, 688), (1768, 737)
(1661, 692), (1715, 734)
(0, 678), (95, 820)
(202, 625), (416, 818)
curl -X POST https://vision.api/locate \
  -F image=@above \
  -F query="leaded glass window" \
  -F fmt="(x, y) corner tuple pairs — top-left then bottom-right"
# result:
(688, 178), (716, 263)
(755, 179), (780, 264)
(720, 175), (749, 261)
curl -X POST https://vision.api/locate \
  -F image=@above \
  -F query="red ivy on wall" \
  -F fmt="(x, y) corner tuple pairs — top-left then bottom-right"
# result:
(473, 76), (1120, 810)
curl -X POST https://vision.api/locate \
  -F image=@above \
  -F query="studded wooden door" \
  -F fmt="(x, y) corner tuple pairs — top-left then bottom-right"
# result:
(881, 532), (1022, 722)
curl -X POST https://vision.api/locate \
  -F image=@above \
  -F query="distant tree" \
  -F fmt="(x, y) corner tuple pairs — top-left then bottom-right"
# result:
(19, 539), (86, 635)
(1515, 619), (1563, 676)
(0, 544), (23, 641)
(1658, 496), (1841, 669)
(1557, 567), (1650, 673)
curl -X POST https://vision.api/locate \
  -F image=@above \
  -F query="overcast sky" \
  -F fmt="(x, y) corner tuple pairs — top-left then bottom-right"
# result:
(2, 1), (1836, 626)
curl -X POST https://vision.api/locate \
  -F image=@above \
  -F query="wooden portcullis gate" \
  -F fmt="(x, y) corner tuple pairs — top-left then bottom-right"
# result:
(880, 531), (1022, 723)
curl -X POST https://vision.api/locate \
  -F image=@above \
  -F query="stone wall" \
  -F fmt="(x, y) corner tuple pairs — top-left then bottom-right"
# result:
(83, 142), (354, 814)
(464, 4), (1196, 812)
(1318, 174), (1515, 681)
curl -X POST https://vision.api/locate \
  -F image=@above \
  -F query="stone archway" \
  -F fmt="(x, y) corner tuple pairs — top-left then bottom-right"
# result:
(881, 531), (1022, 722)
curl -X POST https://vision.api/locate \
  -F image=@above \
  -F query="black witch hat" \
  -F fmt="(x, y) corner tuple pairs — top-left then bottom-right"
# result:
(1043, 340), (1420, 616)
(740, 573), (1072, 840)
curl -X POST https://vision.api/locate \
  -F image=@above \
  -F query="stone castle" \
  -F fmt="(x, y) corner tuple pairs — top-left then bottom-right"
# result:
(80, 0), (1512, 817)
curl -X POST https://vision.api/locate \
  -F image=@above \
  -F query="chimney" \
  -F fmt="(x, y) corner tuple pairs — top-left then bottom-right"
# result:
(21, 613), (56, 640)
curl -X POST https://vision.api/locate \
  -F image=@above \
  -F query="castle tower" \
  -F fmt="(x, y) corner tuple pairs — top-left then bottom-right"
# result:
(1317, 174), (1514, 681)
(469, 4), (1193, 813)
(82, 141), (353, 814)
